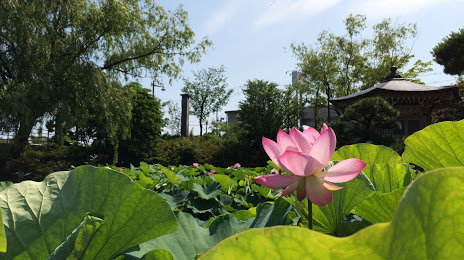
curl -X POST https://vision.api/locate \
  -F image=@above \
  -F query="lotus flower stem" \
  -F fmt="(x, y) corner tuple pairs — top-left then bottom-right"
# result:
(308, 199), (313, 230)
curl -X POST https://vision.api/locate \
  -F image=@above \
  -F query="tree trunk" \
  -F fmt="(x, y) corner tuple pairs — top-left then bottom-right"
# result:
(10, 116), (35, 158)
(112, 140), (119, 165)
(54, 112), (65, 145)
(199, 104), (204, 136)
(199, 120), (203, 136)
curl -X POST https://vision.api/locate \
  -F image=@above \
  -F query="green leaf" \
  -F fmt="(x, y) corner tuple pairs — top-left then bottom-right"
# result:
(0, 182), (12, 192)
(141, 249), (174, 260)
(47, 213), (105, 260)
(136, 172), (155, 189)
(192, 182), (223, 200)
(126, 199), (292, 260)
(249, 198), (293, 228)
(200, 167), (464, 260)
(402, 120), (464, 171)
(124, 212), (252, 260)
(0, 166), (177, 259)
(312, 172), (375, 235)
(139, 162), (153, 175)
(371, 163), (412, 193)
(332, 143), (403, 181)
(159, 166), (180, 184)
(212, 174), (237, 193)
(0, 209), (5, 253)
(353, 187), (406, 224)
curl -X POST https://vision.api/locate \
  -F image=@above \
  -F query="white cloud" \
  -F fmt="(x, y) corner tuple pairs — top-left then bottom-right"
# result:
(350, 0), (463, 19)
(202, 1), (244, 36)
(254, 0), (343, 28)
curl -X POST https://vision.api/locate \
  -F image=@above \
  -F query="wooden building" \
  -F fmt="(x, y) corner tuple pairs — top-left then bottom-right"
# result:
(330, 66), (460, 135)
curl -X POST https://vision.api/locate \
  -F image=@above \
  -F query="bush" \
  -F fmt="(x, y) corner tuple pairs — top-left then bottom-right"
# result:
(154, 136), (268, 167)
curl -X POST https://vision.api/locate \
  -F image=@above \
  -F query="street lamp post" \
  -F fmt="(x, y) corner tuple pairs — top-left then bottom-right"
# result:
(151, 81), (166, 95)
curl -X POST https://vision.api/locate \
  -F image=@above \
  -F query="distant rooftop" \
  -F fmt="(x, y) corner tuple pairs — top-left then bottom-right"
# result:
(331, 66), (454, 101)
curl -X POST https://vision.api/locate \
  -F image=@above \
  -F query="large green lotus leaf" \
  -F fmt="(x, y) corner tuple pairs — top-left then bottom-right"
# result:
(0, 166), (177, 259)
(332, 144), (402, 181)
(124, 212), (253, 260)
(312, 172), (375, 235)
(352, 187), (406, 224)
(402, 120), (464, 172)
(126, 198), (292, 260)
(371, 163), (412, 193)
(141, 249), (174, 260)
(200, 167), (464, 260)
(192, 182), (223, 200)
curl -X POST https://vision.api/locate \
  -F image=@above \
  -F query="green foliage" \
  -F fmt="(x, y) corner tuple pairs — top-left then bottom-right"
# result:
(432, 27), (464, 75)
(182, 66), (233, 136)
(332, 143), (403, 182)
(4, 120), (464, 258)
(431, 77), (464, 123)
(330, 97), (400, 146)
(0, 166), (177, 259)
(119, 82), (164, 164)
(0, 0), (211, 157)
(310, 172), (375, 236)
(163, 100), (182, 136)
(155, 136), (268, 167)
(238, 79), (303, 147)
(291, 14), (430, 116)
(201, 167), (464, 260)
(402, 119), (464, 171)
(125, 198), (293, 260)
(0, 210), (4, 253)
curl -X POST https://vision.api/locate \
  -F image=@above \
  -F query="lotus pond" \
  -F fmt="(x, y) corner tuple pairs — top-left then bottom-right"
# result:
(0, 120), (463, 259)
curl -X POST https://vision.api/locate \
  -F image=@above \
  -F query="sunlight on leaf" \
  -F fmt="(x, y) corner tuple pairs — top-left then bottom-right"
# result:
(200, 167), (464, 260)
(403, 120), (464, 171)
(333, 144), (402, 181)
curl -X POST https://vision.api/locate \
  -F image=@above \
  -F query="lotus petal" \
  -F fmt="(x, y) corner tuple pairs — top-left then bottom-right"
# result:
(310, 128), (336, 171)
(289, 127), (312, 154)
(324, 158), (366, 183)
(305, 175), (332, 206)
(252, 175), (299, 189)
(279, 151), (316, 177)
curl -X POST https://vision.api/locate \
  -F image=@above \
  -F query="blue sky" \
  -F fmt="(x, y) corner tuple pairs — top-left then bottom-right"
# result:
(146, 0), (464, 135)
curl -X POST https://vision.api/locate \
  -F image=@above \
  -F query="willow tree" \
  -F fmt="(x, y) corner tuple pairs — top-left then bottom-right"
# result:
(0, 0), (211, 157)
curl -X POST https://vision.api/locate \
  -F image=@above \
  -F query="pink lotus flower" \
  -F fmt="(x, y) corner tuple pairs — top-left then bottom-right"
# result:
(119, 168), (123, 172)
(253, 124), (366, 206)
(244, 175), (249, 178)
(193, 163), (199, 168)
(234, 163), (241, 168)
(270, 168), (279, 174)
(209, 169), (216, 175)
(227, 166), (231, 170)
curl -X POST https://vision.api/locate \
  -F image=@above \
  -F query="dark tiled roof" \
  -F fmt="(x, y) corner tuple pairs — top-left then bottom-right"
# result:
(331, 78), (453, 101)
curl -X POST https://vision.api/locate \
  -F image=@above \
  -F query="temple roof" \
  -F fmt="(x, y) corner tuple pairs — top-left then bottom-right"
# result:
(330, 66), (455, 102)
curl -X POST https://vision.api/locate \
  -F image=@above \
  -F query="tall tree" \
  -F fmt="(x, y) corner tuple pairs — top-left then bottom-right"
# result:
(119, 82), (163, 164)
(182, 66), (232, 136)
(163, 100), (182, 136)
(291, 14), (431, 121)
(432, 28), (464, 76)
(238, 79), (303, 147)
(0, 0), (211, 157)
